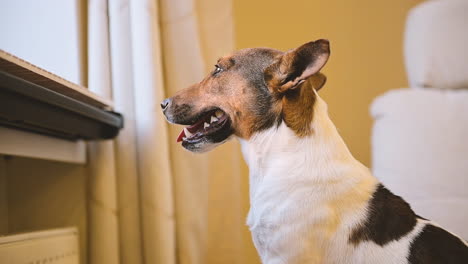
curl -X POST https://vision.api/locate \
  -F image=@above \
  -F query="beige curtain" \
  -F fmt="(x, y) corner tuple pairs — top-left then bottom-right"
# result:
(87, 0), (258, 263)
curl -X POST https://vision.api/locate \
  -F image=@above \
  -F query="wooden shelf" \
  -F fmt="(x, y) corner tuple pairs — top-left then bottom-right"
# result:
(0, 50), (123, 163)
(0, 49), (123, 141)
(0, 50), (112, 109)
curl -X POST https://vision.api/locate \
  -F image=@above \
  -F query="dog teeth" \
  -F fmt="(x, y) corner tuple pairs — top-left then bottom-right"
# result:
(210, 116), (218, 123)
(184, 128), (192, 137)
(215, 110), (223, 118)
(183, 137), (187, 141)
(204, 122), (210, 129)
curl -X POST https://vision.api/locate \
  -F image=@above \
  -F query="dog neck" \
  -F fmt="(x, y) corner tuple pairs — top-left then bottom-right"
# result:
(239, 92), (373, 201)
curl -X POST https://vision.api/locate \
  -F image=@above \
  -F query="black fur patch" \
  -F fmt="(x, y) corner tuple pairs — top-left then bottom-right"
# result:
(237, 48), (282, 133)
(408, 224), (468, 263)
(349, 184), (417, 246)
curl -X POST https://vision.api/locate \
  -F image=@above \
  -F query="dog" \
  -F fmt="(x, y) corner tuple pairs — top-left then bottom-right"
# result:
(161, 39), (468, 264)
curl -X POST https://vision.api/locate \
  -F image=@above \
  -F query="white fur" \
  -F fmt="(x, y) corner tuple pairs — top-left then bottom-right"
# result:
(238, 95), (429, 264)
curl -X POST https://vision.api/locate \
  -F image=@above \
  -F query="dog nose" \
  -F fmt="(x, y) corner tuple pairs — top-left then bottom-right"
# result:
(160, 98), (171, 111)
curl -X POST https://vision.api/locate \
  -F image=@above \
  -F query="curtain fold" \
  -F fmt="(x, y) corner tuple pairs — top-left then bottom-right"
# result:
(87, 1), (120, 264)
(108, 1), (144, 264)
(87, 0), (258, 263)
(129, 0), (177, 264)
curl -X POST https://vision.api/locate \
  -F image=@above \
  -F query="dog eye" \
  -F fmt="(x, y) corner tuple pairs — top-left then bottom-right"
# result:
(213, 65), (223, 75)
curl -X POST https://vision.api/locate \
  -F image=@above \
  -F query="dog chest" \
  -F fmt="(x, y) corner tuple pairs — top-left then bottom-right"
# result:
(246, 187), (357, 264)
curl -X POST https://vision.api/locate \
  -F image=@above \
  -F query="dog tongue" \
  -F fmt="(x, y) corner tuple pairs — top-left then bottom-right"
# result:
(176, 119), (205, 142)
(176, 130), (185, 142)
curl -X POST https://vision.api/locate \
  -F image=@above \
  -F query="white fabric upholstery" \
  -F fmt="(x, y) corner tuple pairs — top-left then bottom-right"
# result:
(404, 0), (468, 89)
(371, 88), (468, 239)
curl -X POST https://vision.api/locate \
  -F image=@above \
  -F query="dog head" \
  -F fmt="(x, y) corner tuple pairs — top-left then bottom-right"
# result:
(162, 39), (330, 152)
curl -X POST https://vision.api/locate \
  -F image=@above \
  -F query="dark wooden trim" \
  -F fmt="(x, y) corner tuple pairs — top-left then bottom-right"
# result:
(0, 71), (123, 140)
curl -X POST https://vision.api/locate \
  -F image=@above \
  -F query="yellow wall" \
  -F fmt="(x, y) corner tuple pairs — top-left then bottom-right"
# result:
(234, 0), (424, 166)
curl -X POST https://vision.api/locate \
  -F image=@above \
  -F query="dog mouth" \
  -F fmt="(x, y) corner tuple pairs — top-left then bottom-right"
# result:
(176, 108), (231, 144)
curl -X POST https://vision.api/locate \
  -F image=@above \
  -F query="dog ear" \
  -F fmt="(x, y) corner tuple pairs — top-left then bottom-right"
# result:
(265, 39), (330, 93)
(309, 72), (327, 91)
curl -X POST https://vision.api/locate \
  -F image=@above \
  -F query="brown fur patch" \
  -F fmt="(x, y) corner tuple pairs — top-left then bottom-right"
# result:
(279, 73), (327, 137)
(263, 40), (330, 137)
(281, 80), (317, 137)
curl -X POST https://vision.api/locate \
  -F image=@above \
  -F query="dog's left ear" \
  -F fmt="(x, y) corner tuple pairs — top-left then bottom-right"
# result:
(265, 39), (330, 93)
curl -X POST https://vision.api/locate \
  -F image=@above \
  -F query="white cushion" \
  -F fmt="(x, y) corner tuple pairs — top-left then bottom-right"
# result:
(404, 0), (468, 89)
(371, 88), (468, 239)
